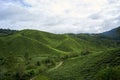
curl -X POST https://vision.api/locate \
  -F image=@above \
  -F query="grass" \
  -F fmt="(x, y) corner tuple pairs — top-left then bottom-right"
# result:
(0, 29), (120, 80)
(34, 75), (49, 80)
(46, 48), (120, 80)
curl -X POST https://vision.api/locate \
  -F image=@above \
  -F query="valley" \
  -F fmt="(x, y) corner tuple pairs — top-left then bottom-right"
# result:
(0, 27), (120, 80)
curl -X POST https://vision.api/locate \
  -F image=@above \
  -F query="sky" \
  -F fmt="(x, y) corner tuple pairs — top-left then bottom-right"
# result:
(0, 0), (120, 33)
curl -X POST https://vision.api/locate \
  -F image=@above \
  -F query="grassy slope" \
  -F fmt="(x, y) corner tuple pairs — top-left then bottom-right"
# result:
(56, 37), (82, 52)
(19, 30), (68, 47)
(0, 30), (67, 57)
(0, 29), (120, 80)
(46, 48), (120, 80)
(0, 29), (113, 57)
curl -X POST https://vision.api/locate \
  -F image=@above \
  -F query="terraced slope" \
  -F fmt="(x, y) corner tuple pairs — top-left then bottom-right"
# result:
(46, 48), (120, 80)
(0, 28), (120, 80)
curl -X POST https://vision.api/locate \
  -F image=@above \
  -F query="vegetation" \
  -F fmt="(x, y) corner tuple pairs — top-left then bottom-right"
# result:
(0, 28), (17, 36)
(0, 28), (120, 80)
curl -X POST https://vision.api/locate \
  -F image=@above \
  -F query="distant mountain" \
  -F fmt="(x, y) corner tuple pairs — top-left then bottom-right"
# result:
(102, 26), (120, 39)
(0, 28), (17, 36)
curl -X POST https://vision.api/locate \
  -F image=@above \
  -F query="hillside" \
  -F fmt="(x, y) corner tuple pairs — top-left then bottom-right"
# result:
(0, 28), (120, 80)
(102, 27), (120, 40)
(0, 31), (67, 57)
(46, 48), (120, 80)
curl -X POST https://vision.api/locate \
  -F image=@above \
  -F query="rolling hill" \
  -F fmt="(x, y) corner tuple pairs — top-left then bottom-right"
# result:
(0, 27), (120, 80)
(46, 48), (120, 80)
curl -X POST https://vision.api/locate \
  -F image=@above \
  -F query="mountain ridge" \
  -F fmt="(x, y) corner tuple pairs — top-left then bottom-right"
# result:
(102, 26), (120, 39)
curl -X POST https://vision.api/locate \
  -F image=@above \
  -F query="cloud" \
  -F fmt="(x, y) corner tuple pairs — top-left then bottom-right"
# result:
(0, 0), (120, 33)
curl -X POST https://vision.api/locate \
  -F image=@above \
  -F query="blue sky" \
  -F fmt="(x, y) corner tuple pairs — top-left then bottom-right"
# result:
(0, 0), (120, 33)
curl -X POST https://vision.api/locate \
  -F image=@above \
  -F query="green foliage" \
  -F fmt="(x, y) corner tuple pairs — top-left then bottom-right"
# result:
(37, 65), (48, 73)
(35, 61), (41, 66)
(14, 63), (26, 80)
(95, 66), (120, 80)
(47, 49), (120, 80)
(0, 29), (120, 80)
(81, 49), (91, 55)
(0, 28), (16, 36)
(34, 75), (49, 80)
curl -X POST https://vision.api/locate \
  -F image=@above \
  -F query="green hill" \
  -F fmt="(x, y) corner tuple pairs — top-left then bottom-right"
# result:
(0, 28), (120, 80)
(56, 38), (82, 52)
(0, 32), (67, 57)
(18, 30), (68, 47)
(46, 48), (120, 80)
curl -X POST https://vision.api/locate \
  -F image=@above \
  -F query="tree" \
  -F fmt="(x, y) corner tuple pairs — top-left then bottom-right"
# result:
(36, 61), (41, 66)
(24, 52), (31, 64)
(81, 48), (91, 55)
(96, 67), (120, 80)
(14, 63), (26, 80)
(4, 54), (17, 80)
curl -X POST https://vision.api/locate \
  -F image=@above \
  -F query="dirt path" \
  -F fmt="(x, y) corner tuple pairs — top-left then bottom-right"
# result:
(48, 61), (63, 72)
(30, 77), (36, 80)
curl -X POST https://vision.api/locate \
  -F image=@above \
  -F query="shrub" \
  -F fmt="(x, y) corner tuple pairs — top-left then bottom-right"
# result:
(95, 66), (120, 80)
(38, 65), (47, 73)
(81, 49), (91, 55)
(36, 61), (41, 66)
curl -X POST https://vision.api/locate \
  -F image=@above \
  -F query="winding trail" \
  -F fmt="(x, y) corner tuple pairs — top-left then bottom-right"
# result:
(30, 61), (63, 80)
(30, 77), (35, 80)
(48, 61), (63, 72)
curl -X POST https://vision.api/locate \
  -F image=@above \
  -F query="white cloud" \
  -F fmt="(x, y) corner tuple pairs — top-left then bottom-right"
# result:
(25, 0), (107, 18)
(0, 0), (120, 33)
